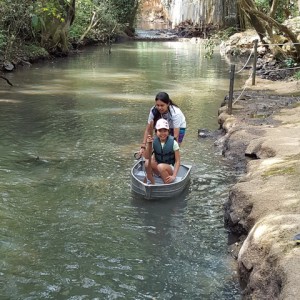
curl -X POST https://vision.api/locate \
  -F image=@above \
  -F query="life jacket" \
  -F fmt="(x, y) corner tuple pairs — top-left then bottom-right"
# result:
(153, 136), (175, 165)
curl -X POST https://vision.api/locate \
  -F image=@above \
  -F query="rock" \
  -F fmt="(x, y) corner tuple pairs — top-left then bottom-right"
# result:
(198, 128), (211, 138)
(3, 61), (14, 71)
(293, 233), (300, 244)
(217, 83), (300, 299)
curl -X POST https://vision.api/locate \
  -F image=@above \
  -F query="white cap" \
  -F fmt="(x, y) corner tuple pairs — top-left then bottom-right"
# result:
(155, 118), (169, 130)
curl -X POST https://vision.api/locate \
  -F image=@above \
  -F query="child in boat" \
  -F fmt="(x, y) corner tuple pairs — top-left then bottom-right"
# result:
(143, 118), (180, 184)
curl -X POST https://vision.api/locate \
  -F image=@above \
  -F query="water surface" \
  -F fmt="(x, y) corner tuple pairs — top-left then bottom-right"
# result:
(0, 41), (246, 299)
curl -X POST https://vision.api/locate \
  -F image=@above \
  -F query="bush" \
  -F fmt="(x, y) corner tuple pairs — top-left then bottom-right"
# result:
(23, 44), (49, 60)
(293, 70), (300, 80)
(0, 30), (6, 53)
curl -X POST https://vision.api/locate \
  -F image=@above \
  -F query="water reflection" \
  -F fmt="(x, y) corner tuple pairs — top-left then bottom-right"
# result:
(131, 180), (239, 299)
(137, 20), (171, 31)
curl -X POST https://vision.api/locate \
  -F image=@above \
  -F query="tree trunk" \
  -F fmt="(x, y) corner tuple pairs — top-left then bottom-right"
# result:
(253, 9), (300, 60)
(41, 0), (76, 54)
(238, 0), (267, 41)
(239, 0), (300, 60)
(77, 11), (100, 45)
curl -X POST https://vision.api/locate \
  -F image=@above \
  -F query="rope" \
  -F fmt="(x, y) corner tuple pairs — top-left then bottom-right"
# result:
(266, 65), (300, 72)
(260, 42), (300, 46)
(232, 70), (253, 105)
(236, 49), (254, 74)
(227, 40), (300, 111)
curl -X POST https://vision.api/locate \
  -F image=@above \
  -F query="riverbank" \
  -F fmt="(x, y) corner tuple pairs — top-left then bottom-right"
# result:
(217, 78), (300, 299)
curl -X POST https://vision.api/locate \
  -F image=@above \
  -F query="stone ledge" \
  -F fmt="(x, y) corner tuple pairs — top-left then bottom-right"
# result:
(218, 89), (300, 299)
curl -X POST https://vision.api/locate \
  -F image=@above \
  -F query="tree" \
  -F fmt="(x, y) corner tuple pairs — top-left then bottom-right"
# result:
(109, 0), (140, 30)
(36, 0), (76, 55)
(0, 0), (34, 60)
(0, 0), (142, 58)
(238, 0), (300, 60)
(70, 0), (141, 48)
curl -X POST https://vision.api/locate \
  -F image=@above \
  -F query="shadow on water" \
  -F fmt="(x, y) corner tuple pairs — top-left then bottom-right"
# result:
(131, 184), (190, 217)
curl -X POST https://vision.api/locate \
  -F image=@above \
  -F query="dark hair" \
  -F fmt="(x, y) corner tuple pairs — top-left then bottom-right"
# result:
(153, 92), (178, 126)
(155, 92), (177, 107)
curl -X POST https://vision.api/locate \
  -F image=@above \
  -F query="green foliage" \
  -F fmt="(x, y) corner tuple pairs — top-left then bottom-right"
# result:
(255, 0), (269, 13)
(0, 0), (35, 39)
(0, 30), (6, 48)
(69, 0), (119, 42)
(255, 0), (299, 23)
(70, 0), (141, 44)
(203, 27), (238, 59)
(262, 165), (296, 178)
(0, 0), (142, 57)
(284, 57), (295, 68)
(38, 1), (66, 22)
(204, 39), (216, 59)
(23, 44), (49, 59)
(109, 0), (140, 28)
(68, 0), (94, 40)
(293, 70), (300, 80)
(0, 0), (36, 59)
(215, 27), (238, 41)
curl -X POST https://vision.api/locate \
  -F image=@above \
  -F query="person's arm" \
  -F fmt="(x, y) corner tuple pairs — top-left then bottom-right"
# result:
(173, 127), (180, 142)
(143, 135), (153, 159)
(139, 121), (154, 156)
(166, 149), (180, 184)
(139, 123), (149, 155)
(144, 135), (155, 184)
(171, 107), (185, 143)
(172, 150), (180, 178)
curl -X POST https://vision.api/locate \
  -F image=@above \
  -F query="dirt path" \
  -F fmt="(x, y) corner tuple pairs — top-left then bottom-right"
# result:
(218, 78), (300, 299)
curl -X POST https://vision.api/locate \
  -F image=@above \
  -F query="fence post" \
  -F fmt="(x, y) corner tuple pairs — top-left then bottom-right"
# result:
(228, 64), (235, 115)
(252, 39), (258, 86)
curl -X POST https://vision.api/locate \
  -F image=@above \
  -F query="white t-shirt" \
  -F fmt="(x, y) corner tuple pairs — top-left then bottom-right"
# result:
(147, 105), (186, 129)
(160, 140), (180, 152)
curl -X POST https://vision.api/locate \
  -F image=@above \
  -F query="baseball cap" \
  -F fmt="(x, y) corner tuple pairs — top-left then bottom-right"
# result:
(155, 118), (169, 130)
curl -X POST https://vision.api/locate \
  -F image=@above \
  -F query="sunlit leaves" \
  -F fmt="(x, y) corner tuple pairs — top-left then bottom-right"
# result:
(0, 0), (142, 56)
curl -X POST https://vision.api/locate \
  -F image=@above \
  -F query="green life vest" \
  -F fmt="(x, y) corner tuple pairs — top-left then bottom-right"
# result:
(153, 136), (175, 165)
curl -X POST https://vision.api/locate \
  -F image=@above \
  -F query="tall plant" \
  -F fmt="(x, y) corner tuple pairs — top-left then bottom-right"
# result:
(33, 0), (76, 54)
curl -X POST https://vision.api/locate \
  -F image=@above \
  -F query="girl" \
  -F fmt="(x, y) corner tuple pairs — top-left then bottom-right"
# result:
(143, 118), (180, 185)
(139, 92), (186, 157)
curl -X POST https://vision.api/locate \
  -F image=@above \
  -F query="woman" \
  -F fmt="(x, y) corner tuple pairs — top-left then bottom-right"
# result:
(139, 92), (186, 156)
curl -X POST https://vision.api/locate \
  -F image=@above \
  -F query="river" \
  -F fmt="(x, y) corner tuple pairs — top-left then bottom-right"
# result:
(0, 41), (245, 299)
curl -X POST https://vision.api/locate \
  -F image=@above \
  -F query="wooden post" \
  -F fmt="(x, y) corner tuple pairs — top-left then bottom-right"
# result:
(228, 64), (235, 115)
(252, 39), (258, 86)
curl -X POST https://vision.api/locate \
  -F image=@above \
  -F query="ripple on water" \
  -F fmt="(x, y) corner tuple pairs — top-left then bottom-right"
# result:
(0, 41), (243, 299)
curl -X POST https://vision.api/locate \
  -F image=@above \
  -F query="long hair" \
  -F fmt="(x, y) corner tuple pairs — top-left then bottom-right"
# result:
(153, 92), (178, 126)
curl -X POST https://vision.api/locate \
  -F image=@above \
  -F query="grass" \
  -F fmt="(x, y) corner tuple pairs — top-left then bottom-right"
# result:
(262, 166), (296, 178)
(293, 70), (300, 80)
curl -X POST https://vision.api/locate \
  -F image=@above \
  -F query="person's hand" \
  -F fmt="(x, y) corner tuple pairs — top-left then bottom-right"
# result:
(146, 135), (153, 144)
(166, 175), (176, 184)
(138, 147), (145, 157)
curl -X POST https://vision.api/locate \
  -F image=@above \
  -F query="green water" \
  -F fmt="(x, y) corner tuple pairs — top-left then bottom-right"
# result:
(0, 41), (245, 299)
